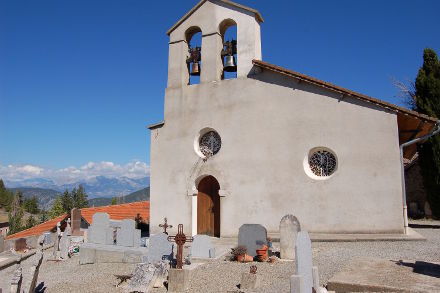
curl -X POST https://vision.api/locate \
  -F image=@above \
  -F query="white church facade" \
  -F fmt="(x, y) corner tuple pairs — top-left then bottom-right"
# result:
(148, 0), (437, 237)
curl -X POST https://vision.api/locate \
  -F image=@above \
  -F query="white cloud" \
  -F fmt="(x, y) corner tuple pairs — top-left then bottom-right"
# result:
(0, 160), (149, 185)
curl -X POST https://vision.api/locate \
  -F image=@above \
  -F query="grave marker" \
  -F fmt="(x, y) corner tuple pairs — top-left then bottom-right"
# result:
(87, 213), (113, 245)
(71, 208), (83, 236)
(191, 234), (213, 258)
(280, 214), (301, 260)
(146, 233), (174, 264)
(295, 231), (313, 292)
(159, 217), (173, 235)
(238, 224), (267, 257)
(168, 224), (193, 269)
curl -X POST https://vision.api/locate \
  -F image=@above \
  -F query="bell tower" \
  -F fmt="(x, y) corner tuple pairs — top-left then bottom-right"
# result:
(165, 0), (263, 88)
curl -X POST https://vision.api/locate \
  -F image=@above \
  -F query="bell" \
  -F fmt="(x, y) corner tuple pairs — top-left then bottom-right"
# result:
(223, 55), (237, 72)
(190, 61), (200, 76)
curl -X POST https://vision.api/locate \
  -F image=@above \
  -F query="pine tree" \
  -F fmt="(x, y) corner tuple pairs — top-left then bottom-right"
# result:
(61, 189), (73, 214)
(73, 184), (89, 208)
(39, 209), (48, 223)
(415, 48), (440, 217)
(25, 215), (37, 229)
(111, 197), (118, 205)
(49, 195), (64, 219)
(23, 196), (40, 214)
(0, 178), (13, 209)
(8, 193), (24, 235)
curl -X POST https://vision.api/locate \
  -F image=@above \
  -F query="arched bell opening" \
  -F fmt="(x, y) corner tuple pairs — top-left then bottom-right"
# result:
(185, 26), (202, 85)
(197, 175), (220, 237)
(219, 19), (237, 80)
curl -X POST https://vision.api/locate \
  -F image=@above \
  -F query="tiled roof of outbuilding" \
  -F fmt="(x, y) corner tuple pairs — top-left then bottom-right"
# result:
(6, 214), (68, 240)
(80, 201), (150, 225)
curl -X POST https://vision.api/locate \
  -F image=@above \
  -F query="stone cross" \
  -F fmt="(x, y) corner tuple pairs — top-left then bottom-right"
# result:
(167, 224), (193, 269)
(159, 217), (173, 235)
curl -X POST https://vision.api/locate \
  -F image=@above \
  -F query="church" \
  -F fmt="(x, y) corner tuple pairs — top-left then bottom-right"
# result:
(148, 0), (437, 237)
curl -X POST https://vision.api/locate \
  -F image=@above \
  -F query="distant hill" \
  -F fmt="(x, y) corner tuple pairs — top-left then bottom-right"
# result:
(88, 187), (150, 207)
(8, 187), (60, 211)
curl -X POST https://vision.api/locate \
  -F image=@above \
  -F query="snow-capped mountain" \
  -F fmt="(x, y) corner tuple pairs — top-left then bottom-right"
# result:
(4, 176), (150, 199)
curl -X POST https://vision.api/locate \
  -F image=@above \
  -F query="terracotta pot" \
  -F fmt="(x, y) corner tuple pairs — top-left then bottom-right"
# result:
(237, 254), (253, 262)
(256, 245), (268, 261)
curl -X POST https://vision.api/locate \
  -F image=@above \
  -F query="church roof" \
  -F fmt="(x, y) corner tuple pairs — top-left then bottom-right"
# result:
(252, 59), (438, 159)
(166, 0), (264, 36)
(6, 214), (68, 240)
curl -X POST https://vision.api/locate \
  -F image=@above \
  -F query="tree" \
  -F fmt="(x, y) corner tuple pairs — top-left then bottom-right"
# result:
(61, 189), (73, 214)
(39, 209), (48, 223)
(25, 215), (37, 229)
(111, 197), (118, 205)
(23, 196), (40, 214)
(49, 195), (64, 219)
(0, 178), (13, 210)
(415, 48), (440, 217)
(8, 193), (24, 235)
(73, 184), (89, 208)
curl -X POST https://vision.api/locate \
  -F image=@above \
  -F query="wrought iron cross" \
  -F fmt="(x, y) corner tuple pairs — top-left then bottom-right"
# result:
(167, 224), (193, 269)
(159, 217), (173, 235)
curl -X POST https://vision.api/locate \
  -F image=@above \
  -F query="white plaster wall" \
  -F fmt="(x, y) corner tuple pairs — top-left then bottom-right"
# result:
(150, 69), (404, 237)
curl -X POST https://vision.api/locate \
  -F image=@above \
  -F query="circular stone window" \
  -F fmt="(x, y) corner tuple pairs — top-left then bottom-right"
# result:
(305, 148), (337, 178)
(199, 131), (221, 157)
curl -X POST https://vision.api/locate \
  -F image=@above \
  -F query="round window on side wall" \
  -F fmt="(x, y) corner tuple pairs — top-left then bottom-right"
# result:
(304, 147), (337, 180)
(194, 128), (222, 159)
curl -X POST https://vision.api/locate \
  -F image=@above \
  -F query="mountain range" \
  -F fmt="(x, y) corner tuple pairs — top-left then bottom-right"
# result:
(4, 176), (149, 198)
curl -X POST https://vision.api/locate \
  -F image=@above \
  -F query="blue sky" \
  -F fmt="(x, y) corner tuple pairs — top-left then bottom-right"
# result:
(1, 0), (440, 182)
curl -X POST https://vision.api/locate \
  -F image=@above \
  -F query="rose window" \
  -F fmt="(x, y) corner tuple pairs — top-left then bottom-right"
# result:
(199, 131), (221, 157)
(309, 150), (337, 177)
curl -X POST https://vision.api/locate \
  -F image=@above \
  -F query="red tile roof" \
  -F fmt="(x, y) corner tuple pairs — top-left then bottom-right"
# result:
(80, 201), (150, 225)
(6, 201), (150, 240)
(6, 214), (68, 240)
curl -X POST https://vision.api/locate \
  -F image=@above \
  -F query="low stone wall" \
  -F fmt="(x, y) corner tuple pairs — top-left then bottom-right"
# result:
(79, 243), (148, 265)
(4, 233), (56, 251)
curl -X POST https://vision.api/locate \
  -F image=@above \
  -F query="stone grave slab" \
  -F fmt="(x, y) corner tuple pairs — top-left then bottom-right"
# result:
(295, 231), (313, 292)
(238, 224), (267, 257)
(280, 214), (300, 260)
(146, 233), (174, 263)
(191, 235), (213, 258)
(116, 219), (136, 247)
(129, 262), (157, 292)
(87, 212), (113, 245)
(328, 258), (440, 292)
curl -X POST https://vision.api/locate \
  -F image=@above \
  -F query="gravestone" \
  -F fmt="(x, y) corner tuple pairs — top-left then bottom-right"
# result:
(0, 235), (4, 253)
(280, 214), (301, 260)
(116, 219), (141, 247)
(65, 218), (72, 236)
(191, 235), (213, 258)
(295, 231), (313, 292)
(15, 238), (27, 251)
(146, 233), (173, 263)
(87, 213), (113, 245)
(10, 267), (22, 293)
(238, 224), (267, 257)
(59, 228), (70, 259)
(52, 222), (61, 259)
(128, 262), (157, 292)
(71, 208), (83, 236)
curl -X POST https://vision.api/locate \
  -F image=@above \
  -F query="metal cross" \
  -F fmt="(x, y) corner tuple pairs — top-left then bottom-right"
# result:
(159, 217), (173, 235)
(167, 224), (193, 269)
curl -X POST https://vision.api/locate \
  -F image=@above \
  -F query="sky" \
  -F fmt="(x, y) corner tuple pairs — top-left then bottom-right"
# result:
(1, 0), (440, 183)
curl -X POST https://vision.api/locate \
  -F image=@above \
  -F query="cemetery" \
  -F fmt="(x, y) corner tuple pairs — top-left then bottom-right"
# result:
(1, 0), (440, 292)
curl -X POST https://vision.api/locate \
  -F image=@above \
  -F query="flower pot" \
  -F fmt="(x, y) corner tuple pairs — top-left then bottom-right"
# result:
(256, 245), (268, 261)
(237, 254), (253, 262)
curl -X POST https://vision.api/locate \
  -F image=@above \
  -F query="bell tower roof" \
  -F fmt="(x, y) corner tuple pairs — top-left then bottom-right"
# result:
(166, 0), (264, 36)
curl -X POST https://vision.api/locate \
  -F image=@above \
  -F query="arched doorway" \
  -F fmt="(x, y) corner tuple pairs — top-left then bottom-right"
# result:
(197, 176), (220, 237)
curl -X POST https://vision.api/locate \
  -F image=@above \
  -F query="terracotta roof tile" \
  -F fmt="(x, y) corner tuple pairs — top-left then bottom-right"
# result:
(6, 214), (68, 240)
(80, 201), (149, 225)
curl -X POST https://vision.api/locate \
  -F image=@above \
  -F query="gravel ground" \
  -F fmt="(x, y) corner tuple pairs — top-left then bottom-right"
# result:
(1, 227), (439, 292)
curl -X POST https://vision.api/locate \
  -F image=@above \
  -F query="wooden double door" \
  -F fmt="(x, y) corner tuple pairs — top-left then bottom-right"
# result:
(197, 176), (220, 237)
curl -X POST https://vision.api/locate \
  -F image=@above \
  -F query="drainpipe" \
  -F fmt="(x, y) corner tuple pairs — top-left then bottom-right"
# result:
(400, 120), (440, 234)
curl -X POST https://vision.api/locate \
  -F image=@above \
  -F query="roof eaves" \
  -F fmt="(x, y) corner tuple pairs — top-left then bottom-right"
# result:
(252, 59), (438, 124)
(166, 0), (263, 36)
(147, 121), (165, 130)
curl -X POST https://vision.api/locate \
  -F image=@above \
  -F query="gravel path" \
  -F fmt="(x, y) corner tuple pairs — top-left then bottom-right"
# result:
(1, 227), (439, 292)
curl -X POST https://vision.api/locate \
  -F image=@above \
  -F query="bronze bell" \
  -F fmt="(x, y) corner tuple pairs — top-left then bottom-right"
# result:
(190, 61), (200, 76)
(223, 55), (237, 72)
